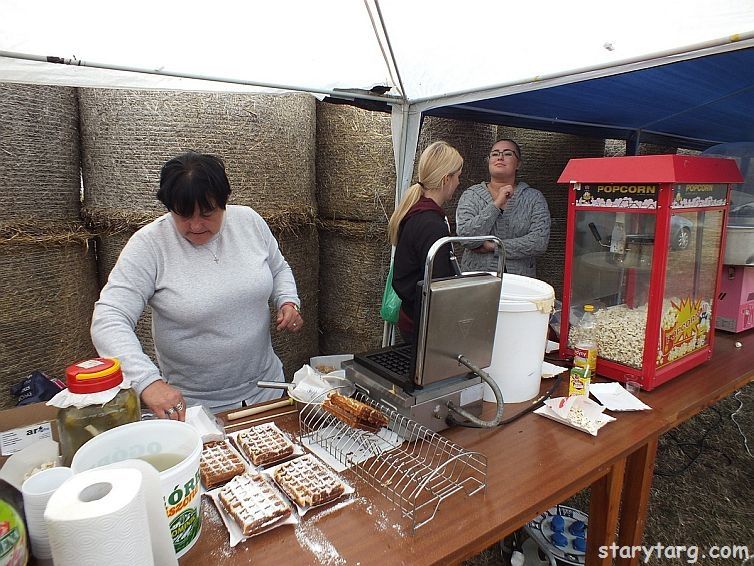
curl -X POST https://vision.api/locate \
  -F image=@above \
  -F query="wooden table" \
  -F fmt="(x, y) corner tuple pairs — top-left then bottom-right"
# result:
(179, 330), (754, 566)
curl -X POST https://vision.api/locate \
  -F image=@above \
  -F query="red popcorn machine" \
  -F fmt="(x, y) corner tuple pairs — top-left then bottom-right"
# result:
(557, 155), (742, 390)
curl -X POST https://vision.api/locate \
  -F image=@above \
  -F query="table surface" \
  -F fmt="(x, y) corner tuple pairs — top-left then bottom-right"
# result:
(180, 330), (754, 566)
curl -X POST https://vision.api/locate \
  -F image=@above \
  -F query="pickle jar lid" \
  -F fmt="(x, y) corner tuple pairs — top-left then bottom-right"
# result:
(66, 357), (123, 393)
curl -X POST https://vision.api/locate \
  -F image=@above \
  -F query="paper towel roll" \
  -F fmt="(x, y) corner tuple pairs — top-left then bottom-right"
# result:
(44, 467), (156, 566)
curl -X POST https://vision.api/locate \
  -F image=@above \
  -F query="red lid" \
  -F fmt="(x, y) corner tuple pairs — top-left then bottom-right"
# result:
(65, 358), (123, 394)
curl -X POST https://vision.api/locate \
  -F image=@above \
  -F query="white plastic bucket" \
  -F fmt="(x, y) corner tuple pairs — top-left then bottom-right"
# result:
(70, 420), (202, 558)
(484, 274), (555, 403)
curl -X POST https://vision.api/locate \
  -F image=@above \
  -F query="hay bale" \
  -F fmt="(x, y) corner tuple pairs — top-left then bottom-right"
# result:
(495, 127), (605, 298)
(315, 102), (395, 222)
(0, 84), (80, 223)
(0, 229), (98, 408)
(270, 225), (320, 379)
(78, 89), (317, 230)
(416, 117), (497, 233)
(318, 220), (391, 355)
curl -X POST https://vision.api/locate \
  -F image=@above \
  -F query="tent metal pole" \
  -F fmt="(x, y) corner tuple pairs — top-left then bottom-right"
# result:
(0, 50), (398, 104)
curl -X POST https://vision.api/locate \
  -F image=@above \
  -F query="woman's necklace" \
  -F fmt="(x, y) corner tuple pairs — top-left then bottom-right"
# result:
(204, 240), (221, 263)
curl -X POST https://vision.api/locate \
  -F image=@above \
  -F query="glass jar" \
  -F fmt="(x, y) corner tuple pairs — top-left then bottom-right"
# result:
(57, 358), (140, 466)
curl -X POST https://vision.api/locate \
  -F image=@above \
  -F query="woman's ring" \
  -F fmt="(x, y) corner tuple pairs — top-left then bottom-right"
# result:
(175, 401), (184, 411)
(166, 407), (176, 416)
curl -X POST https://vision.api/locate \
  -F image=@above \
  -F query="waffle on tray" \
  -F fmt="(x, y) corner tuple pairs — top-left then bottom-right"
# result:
(235, 422), (295, 467)
(322, 392), (388, 432)
(200, 440), (246, 489)
(273, 454), (346, 508)
(218, 472), (292, 536)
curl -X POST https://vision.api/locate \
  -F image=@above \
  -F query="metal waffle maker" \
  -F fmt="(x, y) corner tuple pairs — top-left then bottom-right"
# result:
(346, 236), (506, 431)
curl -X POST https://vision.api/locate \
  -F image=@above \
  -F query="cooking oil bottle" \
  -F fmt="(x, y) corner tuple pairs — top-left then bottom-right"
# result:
(569, 305), (597, 396)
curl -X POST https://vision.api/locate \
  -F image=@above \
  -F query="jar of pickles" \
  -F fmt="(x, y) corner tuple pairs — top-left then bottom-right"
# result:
(56, 358), (140, 466)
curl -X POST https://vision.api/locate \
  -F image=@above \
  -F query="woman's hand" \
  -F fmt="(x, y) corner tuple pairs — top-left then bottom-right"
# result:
(277, 302), (304, 333)
(141, 380), (187, 421)
(491, 184), (514, 209)
(472, 241), (497, 254)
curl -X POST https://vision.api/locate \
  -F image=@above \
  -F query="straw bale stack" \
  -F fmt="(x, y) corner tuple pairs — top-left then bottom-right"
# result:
(270, 225), (320, 379)
(0, 84), (81, 223)
(78, 89), (317, 231)
(416, 117), (497, 233)
(0, 228), (99, 408)
(496, 127), (606, 298)
(318, 220), (391, 355)
(315, 102), (395, 222)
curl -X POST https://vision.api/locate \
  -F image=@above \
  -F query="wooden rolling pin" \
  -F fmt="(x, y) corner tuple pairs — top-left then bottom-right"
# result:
(226, 397), (294, 421)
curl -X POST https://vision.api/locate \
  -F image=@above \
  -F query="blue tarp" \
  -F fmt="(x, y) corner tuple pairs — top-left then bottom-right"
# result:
(427, 47), (754, 151)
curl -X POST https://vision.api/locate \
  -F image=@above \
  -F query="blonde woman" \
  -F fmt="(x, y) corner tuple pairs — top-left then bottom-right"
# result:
(387, 141), (463, 344)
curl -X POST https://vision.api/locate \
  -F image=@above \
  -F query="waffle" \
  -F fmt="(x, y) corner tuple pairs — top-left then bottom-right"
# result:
(218, 472), (291, 536)
(236, 422), (295, 466)
(200, 441), (246, 488)
(323, 393), (388, 432)
(273, 454), (346, 508)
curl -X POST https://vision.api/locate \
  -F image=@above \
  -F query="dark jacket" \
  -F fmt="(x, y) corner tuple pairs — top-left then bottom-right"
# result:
(392, 197), (456, 337)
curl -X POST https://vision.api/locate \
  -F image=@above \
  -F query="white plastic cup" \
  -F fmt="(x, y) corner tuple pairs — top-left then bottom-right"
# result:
(70, 420), (202, 558)
(21, 466), (74, 559)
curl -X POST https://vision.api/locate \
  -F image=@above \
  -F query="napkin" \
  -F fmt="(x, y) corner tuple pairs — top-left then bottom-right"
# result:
(535, 395), (615, 436)
(588, 382), (652, 411)
(541, 361), (569, 379)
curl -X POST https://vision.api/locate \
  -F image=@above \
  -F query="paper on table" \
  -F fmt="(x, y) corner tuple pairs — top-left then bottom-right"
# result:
(534, 396), (615, 436)
(589, 382), (652, 411)
(186, 405), (225, 442)
(541, 361), (569, 379)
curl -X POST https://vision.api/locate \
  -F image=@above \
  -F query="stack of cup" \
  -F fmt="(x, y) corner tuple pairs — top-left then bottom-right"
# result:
(20, 467), (74, 561)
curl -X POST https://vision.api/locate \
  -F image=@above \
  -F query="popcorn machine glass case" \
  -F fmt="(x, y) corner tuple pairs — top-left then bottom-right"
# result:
(558, 155), (742, 390)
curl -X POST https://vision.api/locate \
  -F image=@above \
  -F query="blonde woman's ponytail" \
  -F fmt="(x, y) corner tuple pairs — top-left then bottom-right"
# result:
(387, 183), (422, 245)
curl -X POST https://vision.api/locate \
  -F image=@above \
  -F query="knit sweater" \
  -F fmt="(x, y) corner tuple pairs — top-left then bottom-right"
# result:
(91, 205), (300, 411)
(455, 181), (550, 276)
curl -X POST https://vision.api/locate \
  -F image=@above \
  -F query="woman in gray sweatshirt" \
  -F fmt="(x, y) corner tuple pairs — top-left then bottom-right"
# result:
(456, 139), (551, 277)
(91, 151), (303, 419)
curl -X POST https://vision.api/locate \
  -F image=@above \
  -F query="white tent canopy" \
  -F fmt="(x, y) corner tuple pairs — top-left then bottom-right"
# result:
(2, 0), (754, 198)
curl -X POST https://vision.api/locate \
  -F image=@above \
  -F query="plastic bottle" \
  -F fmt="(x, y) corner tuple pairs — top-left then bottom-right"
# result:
(569, 305), (597, 396)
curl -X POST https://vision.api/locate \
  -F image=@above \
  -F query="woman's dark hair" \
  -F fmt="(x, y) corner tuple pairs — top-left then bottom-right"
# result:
(493, 138), (522, 160)
(157, 151), (232, 216)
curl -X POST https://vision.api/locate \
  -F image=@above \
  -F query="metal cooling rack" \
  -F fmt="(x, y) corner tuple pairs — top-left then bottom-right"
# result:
(297, 390), (487, 532)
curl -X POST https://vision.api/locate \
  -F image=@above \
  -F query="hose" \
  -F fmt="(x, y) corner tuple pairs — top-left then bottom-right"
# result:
(448, 373), (564, 429)
(445, 354), (505, 428)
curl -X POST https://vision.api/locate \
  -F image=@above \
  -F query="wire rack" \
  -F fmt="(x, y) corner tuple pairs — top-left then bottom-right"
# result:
(297, 390), (487, 532)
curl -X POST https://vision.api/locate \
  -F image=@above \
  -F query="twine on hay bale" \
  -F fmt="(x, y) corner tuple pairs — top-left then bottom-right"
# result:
(0, 84), (81, 223)
(0, 232), (99, 408)
(318, 219), (391, 355)
(495, 126), (605, 296)
(316, 101), (395, 222)
(78, 89), (316, 221)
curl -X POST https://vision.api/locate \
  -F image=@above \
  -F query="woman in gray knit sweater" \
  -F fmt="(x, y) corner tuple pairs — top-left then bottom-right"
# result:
(455, 138), (551, 277)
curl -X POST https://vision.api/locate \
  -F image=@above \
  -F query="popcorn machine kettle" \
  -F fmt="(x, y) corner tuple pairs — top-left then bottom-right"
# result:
(557, 155), (742, 390)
